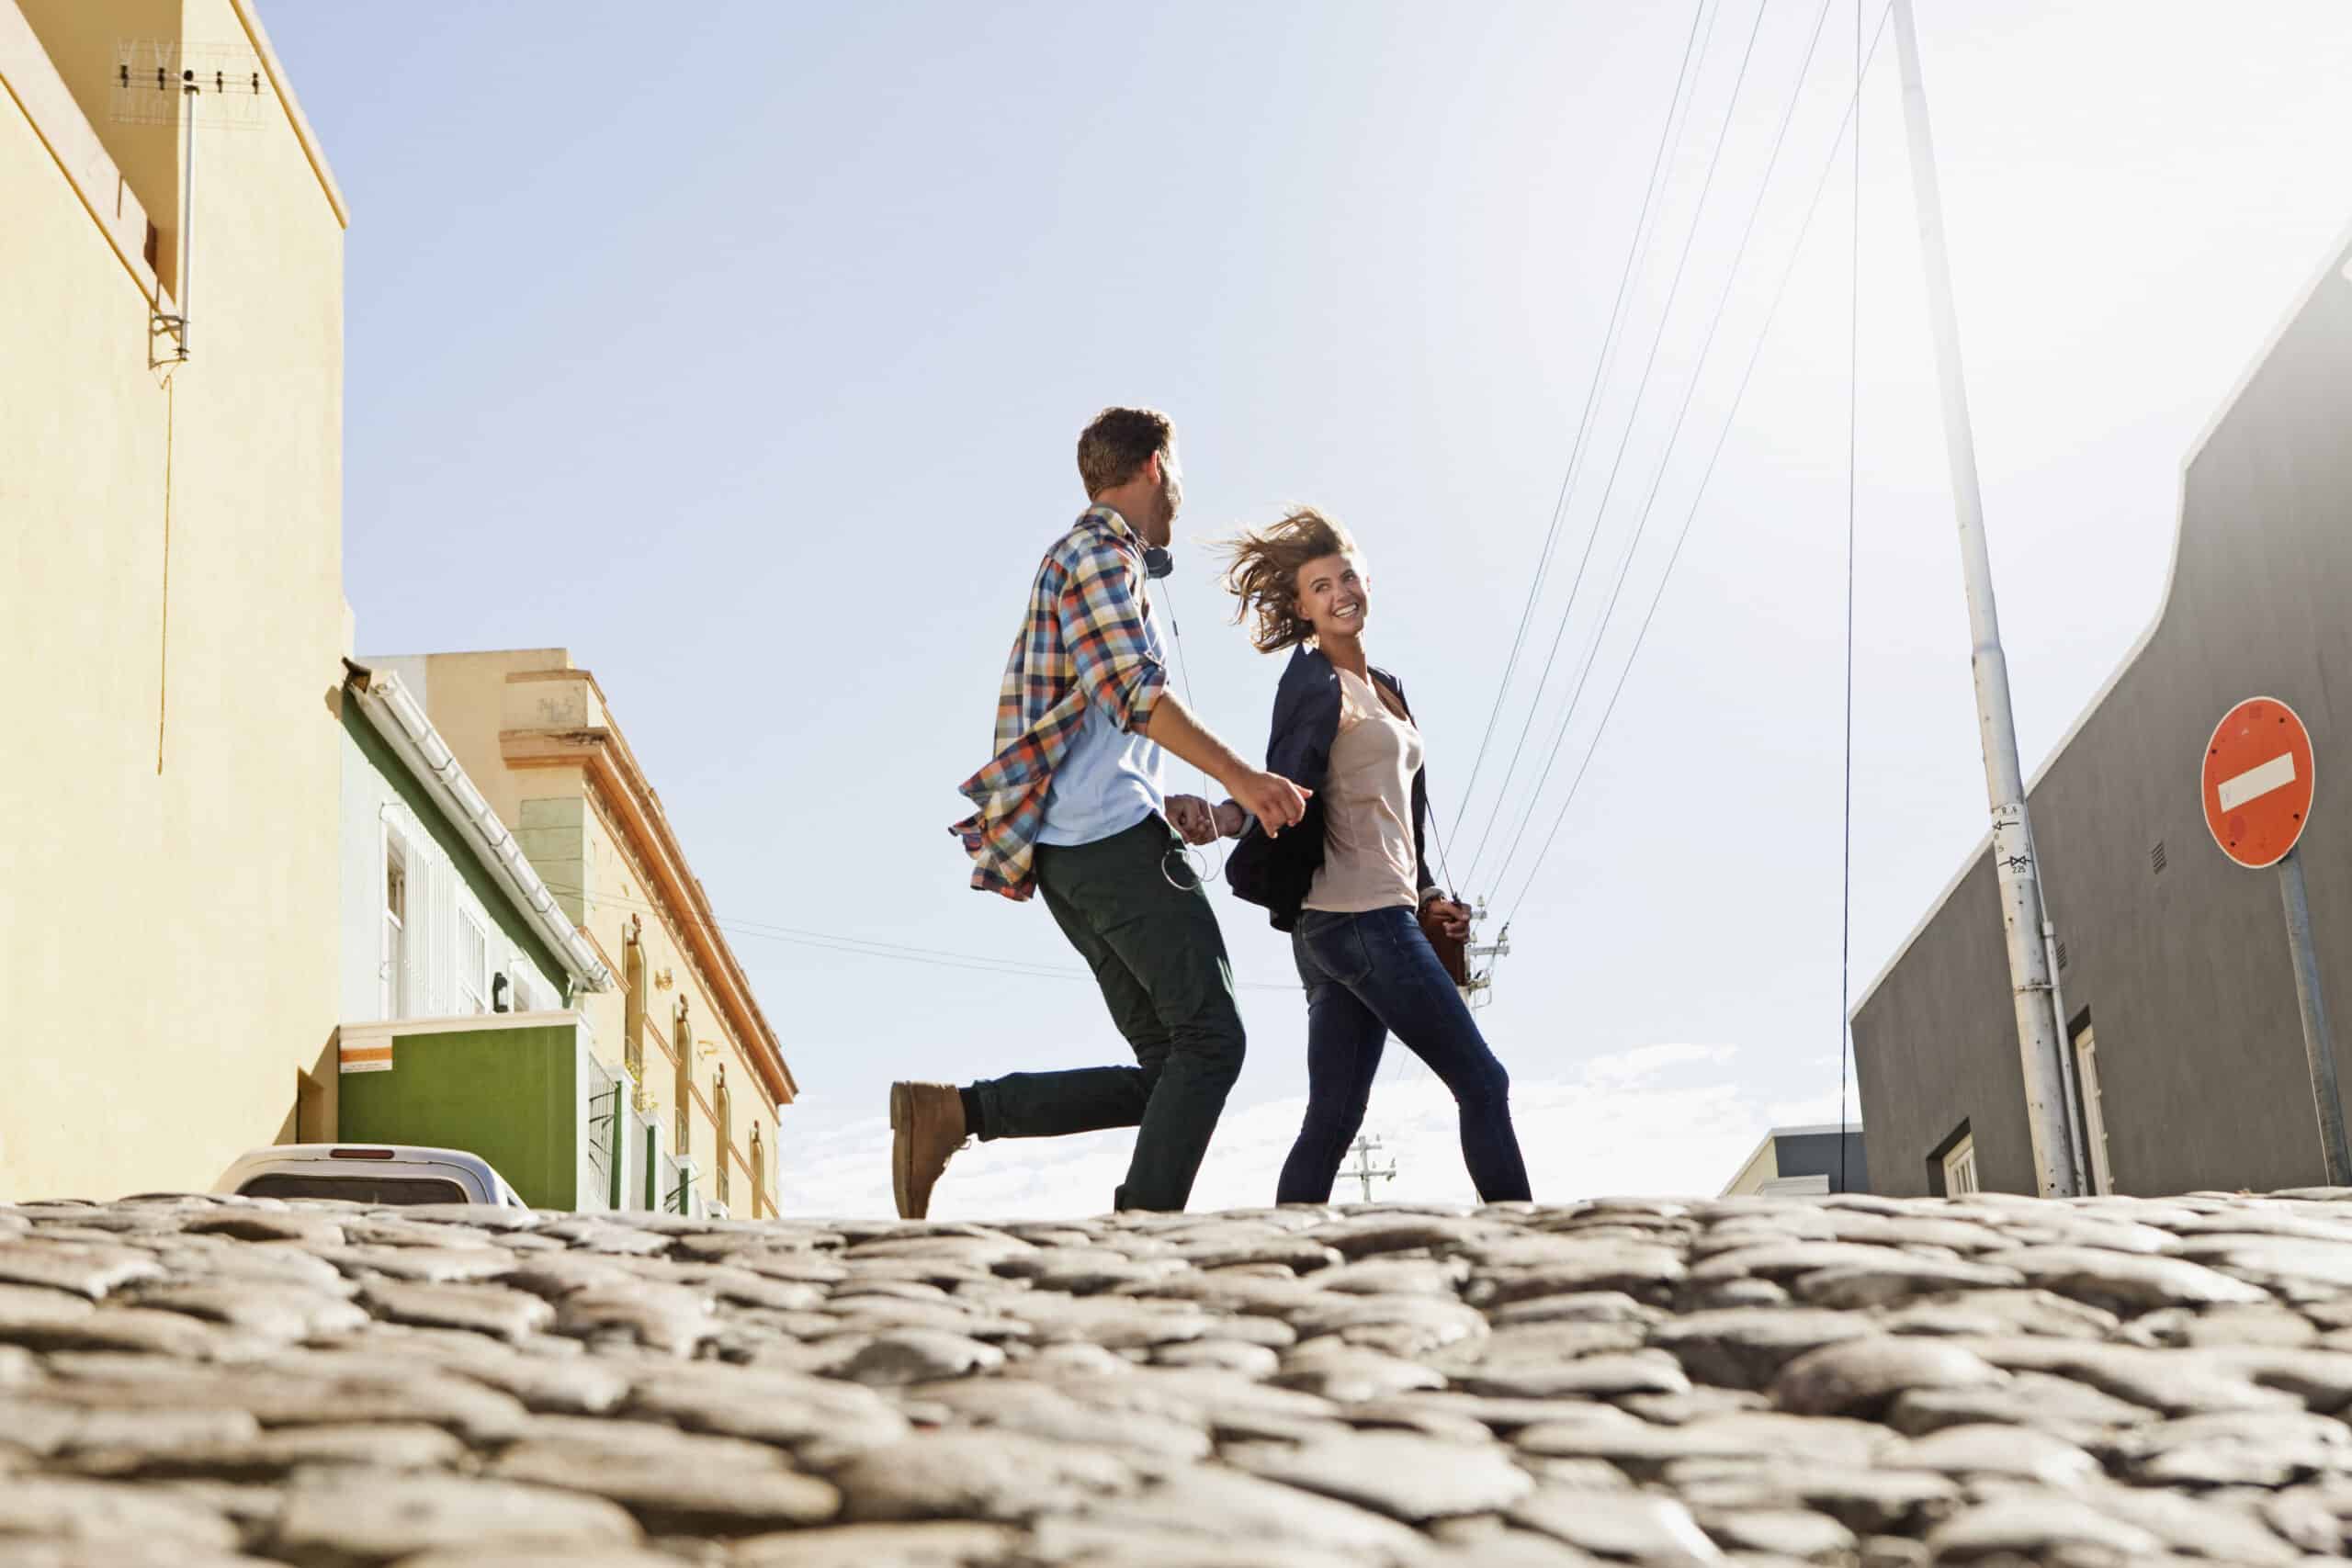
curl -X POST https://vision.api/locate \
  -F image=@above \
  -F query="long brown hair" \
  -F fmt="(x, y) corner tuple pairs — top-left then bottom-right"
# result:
(1218, 506), (1361, 654)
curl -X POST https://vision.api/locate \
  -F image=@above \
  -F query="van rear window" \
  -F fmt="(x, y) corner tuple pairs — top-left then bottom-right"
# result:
(235, 1174), (470, 1205)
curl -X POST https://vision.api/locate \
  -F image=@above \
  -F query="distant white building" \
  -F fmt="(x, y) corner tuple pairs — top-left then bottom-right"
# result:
(1721, 1124), (1870, 1198)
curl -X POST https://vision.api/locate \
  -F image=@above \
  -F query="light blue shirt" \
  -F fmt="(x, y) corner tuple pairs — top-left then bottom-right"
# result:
(1036, 574), (1168, 848)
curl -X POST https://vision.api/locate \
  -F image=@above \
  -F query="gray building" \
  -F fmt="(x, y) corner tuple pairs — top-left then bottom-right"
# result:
(1852, 222), (2352, 1199)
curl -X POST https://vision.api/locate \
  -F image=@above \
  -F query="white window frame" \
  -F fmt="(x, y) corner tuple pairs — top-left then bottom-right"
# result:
(1943, 1134), (1979, 1197)
(380, 823), (412, 1021)
(2075, 1023), (2114, 1195)
(456, 905), (491, 1015)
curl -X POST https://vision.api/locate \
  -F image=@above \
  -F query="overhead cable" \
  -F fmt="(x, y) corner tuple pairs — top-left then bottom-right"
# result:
(1460, 0), (1774, 892)
(1837, 0), (1864, 1195)
(539, 879), (1306, 994)
(1484, 0), (1842, 902)
(1446, 0), (1713, 853)
(1503, 3), (1896, 929)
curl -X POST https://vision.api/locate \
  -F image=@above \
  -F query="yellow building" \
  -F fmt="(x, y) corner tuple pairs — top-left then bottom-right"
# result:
(0, 0), (347, 1199)
(371, 649), (797, 1216)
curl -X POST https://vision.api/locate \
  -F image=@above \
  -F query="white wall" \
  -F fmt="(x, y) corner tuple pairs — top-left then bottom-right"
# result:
(339, 720), (559, 1024)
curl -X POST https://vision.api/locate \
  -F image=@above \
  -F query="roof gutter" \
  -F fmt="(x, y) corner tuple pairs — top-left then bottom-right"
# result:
(345, 661), (614, 996)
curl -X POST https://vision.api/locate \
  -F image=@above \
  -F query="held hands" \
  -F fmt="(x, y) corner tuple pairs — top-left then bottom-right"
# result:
(1165, 795), (1221, 846)
(1228, 768), (1311, 838)
(1420, 889), (1474, 940)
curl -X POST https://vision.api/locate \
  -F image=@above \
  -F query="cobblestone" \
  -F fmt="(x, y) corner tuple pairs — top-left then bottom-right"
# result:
(6, 1190), (2352, 1562)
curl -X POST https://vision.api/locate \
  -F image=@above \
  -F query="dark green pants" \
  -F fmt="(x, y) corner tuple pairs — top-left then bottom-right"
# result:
(972, 815), (1247, 1211)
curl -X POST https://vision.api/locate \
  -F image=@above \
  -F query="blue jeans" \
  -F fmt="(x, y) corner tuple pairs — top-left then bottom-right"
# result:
(1276, 905), (1532, 1204)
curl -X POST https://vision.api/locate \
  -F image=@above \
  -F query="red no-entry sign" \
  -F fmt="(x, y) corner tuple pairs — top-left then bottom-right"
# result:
(2203, 696), (2316, 870)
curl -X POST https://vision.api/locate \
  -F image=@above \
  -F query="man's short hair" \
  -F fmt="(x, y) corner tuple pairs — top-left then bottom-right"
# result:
(1077, 407), (1174, 497)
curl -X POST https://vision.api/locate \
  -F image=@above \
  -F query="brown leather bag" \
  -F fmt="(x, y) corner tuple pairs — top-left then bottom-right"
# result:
(1419, 898), (1470, 988)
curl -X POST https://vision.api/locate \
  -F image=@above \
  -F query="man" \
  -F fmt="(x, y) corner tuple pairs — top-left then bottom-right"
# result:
(905, 407), (1309, 1218)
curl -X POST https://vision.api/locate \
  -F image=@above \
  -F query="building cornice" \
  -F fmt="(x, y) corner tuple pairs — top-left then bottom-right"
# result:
(503, 724), (797, 1106)
(227, 0), (346, 230)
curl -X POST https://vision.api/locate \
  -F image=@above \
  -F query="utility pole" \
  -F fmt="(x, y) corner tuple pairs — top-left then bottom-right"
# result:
(1892, 0), (2080, 1197)
(1343, 1134), (1396, 1204)
(1463, 899), (1510, 1011)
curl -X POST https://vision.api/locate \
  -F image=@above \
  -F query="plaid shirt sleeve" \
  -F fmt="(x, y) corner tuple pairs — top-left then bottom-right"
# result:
(950, 513), (1165, 901)
(1060, 535), (1167, 734)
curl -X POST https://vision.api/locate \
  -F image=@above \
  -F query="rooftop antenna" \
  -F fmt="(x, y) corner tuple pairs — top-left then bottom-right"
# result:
(111, 39), (268, 366)
(1342, 1134), (1396, 1204)
(111, 40), (266, 775)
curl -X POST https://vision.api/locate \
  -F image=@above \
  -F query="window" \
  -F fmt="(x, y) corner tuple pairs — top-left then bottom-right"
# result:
(751, 1123), (764, 1218)
(714, 1068), (731, 1209)
(457, 908), (490, 1015)
(673, 997), (693, 1157)
(622, 915), (646, 1086)
(2075, 1021), (2114, 1195)
(1943, 1134), (1979, 1196)
(238, 1173), (468, 1205)
(381, 830), (412, 1020)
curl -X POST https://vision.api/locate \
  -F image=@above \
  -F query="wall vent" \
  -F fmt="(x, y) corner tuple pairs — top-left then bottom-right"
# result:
(2151, 840), (2168, 875)
(2055, 941), (2070, 971)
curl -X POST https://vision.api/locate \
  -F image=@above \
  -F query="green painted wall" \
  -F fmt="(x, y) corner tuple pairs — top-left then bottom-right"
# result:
(339, 1022), (580, 1208)
(342, 698), (572, 999)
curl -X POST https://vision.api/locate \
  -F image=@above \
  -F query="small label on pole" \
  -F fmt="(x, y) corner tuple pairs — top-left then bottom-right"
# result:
(2202, 696), (2316, 869)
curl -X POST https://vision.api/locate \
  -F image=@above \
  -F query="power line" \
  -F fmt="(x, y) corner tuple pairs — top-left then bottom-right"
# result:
(1447, 0), (1712, 854)
(1838, 0), (1863, 1196)
(539, 879), (1305, 994)
(1460, 0), (1772, 893)
(1504, 3), (1896, 929)
(1483, 0), (1841, 903)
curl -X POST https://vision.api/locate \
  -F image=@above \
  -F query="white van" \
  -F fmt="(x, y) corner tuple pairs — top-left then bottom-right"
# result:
(213, 1144), (528, 1208)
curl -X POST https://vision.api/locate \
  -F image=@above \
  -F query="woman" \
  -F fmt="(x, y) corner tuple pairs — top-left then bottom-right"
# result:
(1221, 507), (1532, 1204)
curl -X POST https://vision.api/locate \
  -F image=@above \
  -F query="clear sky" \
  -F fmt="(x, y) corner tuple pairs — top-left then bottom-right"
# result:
(266, 2), (2352, 1216)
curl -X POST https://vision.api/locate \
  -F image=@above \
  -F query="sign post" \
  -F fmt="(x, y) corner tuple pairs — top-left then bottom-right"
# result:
(2202, 696), (2346, 1185)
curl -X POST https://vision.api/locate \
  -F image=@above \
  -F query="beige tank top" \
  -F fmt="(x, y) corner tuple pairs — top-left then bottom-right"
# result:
(1304, 667), (1425, 914)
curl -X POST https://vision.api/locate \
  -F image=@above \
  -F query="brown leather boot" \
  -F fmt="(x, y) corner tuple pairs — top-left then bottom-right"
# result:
(889, 1081), (967, 1220)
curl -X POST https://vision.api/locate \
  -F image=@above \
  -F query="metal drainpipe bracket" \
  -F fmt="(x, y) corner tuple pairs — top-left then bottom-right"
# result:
(150, 310), (189, 369)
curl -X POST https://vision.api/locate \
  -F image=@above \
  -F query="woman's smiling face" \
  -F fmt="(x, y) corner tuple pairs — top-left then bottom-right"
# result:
(1295, 551), (1369, 644)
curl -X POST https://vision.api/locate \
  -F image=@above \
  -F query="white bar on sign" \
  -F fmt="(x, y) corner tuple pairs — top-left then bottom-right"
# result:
(2218, 751), (2298, 811)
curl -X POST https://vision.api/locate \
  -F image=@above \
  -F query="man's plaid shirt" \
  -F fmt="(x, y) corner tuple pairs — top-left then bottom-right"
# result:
(952, 505), (1169, 900)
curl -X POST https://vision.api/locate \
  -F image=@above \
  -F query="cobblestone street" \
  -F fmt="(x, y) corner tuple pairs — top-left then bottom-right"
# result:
(8, 1190), (2352, 1565)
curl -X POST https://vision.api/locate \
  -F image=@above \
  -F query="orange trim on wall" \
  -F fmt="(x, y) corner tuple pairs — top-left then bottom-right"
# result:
(503, 724), (796, 1106)
(226, 0), (348, 229)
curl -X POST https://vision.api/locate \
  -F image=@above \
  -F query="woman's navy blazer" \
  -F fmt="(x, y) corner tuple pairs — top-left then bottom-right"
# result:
(1225, 644), (1436, 932)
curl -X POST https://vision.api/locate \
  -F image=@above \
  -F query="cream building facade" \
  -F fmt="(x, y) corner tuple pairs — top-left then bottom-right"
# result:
(371, 650), (797, 1217)
(0, 0), (347, 1199)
